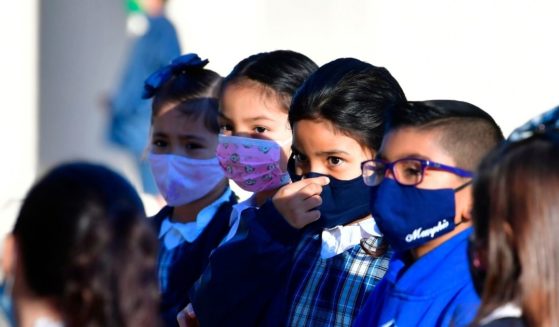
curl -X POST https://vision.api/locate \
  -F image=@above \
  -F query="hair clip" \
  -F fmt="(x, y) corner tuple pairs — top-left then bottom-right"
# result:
(142, 53), (209, 99)
(507, 105), (559, 142)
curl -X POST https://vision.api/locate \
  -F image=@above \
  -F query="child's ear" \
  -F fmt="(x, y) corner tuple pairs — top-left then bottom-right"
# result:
(462, 200), (473, 222)
(456, 185), (473, 223)
(1, 234), (17, 277)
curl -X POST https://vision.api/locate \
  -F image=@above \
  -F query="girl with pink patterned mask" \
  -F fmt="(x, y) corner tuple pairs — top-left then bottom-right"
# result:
(215, 50), (318, 241)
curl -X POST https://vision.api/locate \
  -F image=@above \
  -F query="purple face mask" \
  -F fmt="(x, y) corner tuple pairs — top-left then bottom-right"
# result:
(216, 135), (291, 193)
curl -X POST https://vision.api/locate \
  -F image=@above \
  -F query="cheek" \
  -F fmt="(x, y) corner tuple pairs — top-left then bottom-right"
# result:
(278, 143), (292, 171)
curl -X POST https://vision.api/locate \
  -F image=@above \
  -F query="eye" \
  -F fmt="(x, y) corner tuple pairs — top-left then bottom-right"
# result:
(152, 139), (168, 148)
(327, 156), (344, 166)
(395, 160), (424, 184)
(219, 124), (233, 133)
(185, 143), (203, 150)
(293, 151), (308, 163)
(254, 126), (268, 134)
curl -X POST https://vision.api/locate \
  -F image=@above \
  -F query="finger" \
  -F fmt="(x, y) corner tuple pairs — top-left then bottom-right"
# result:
(301, 176), (330, 186)
(299, 194), (322, 212)
(299, 209), (321, 224)
(185, 303), (196, 318)
(177, 312), (188, 327)
(296, 182), (325, 200)
(282, 176), (330, 197)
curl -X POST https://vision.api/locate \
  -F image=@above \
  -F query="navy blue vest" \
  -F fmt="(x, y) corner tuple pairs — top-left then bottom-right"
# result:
(150, 192), (237, 327)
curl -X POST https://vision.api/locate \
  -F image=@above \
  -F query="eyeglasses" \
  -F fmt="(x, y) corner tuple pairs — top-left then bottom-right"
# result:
(508, 105), (559, 142)
(361, 158), (473, 187)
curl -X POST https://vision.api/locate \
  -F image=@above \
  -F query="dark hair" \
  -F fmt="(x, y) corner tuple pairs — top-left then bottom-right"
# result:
(152, 62), (222, 133)
(289, 57), (407, 152)
(387, 100), (504, 171)
(13, 162), (159, 327)
(472, 135), (559, 326)
(221, 50), (318, 111)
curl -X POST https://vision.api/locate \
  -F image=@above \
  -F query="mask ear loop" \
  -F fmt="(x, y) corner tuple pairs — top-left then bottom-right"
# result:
(454, 180), (472, 192)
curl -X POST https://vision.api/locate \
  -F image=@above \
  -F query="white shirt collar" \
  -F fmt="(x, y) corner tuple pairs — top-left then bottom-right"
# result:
(220, 195), (258, 245)
(159, 188), (232, 249)
(479, 303), (522, 325)
(33, 318), (64, 327)
(320, 217), (383, 259)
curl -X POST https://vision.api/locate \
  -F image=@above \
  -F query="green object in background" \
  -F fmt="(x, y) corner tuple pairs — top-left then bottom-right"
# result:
(126, 0), (143, 14)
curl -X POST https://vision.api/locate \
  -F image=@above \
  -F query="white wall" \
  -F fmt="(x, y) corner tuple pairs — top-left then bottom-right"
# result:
(0, 0), (38, 239)
(168, 0), (559, 136)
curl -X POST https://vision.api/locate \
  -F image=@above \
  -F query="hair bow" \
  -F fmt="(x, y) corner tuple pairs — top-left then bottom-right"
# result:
(508, 105), (559, 142)
(142, 53), (209, 99)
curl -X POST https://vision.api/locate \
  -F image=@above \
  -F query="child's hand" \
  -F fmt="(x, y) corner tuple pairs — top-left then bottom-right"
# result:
(272, 176), (330, 229)
(177, 303), (199, 327)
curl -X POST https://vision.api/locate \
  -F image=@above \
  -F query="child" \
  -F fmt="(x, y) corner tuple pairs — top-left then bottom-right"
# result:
(142, 53), (236, 326)
(184, 50), (319, 326)
(469, 106), (559, 326)
(1, 162), (159, 327)
(211, 49), (319, 241)
(188, 58), (407, 327)
(354, 100), (504, 326)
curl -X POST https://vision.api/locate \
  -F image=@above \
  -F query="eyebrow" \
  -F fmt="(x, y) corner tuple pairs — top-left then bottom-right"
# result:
(152, 132), (206, 142)
(218, 112), (230, 120)
(315, 150), (352, 157)
(246, 115), (276, 123)
(379, 152), (431, 161)
(218, 112), (275, 123)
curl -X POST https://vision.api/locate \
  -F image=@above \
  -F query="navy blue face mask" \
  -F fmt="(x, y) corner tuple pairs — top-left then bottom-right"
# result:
(369, 178), (469, 252)
(290, 171), (371, 231)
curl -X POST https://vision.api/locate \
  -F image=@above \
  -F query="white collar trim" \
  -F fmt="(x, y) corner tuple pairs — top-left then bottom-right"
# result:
(480, 303), (522, 325)
(320, 217), (382, 259)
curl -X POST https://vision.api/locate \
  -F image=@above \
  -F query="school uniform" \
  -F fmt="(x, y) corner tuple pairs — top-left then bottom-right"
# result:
(151, 188), (236, 327)
(285, 223), (391, 327)
(190, 200), (391, 327)
(353, 228), (480, 327)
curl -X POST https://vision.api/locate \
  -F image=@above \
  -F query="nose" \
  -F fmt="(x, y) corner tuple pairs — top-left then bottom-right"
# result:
(308, 162), (328, 175)
(384, 167), (396, 180)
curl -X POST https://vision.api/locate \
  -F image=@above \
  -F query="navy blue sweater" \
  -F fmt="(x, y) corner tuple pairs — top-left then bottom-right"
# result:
(150, 192), (237, 327)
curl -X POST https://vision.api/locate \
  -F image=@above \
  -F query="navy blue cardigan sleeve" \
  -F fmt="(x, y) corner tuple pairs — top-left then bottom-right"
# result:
(189, 199), (302, 327)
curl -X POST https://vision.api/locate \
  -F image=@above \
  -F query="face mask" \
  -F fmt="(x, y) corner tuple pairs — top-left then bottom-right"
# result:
(291, 172), (371, 230)
(148, 153), (225, 207)
(216, 135), (291, 193)
(369, 178), (467, 252)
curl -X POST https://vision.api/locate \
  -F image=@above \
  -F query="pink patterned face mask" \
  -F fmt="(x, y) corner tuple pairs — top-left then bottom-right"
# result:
(216, 135), (291, 193)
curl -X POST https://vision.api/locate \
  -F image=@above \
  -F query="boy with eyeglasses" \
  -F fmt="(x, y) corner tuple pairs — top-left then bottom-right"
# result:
(354, 100), (504, 327)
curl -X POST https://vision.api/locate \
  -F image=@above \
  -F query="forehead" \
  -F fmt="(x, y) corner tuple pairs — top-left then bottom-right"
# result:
(152, 106), (212, 135)
(220, 82), (286, 121)
(293, 119), (367, 153)
(380, 127), (455, 165)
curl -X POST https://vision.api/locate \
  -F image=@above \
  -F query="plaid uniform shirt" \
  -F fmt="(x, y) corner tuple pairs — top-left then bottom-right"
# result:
(286, 233), (391, 327)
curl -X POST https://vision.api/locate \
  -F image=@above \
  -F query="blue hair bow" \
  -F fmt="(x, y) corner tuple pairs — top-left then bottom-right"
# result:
(142, 53), (209, 99)
(508, 105), (559, 142)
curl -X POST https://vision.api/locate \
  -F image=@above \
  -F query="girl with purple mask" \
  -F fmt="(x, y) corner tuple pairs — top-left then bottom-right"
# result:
(142, 53), (237, 326)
